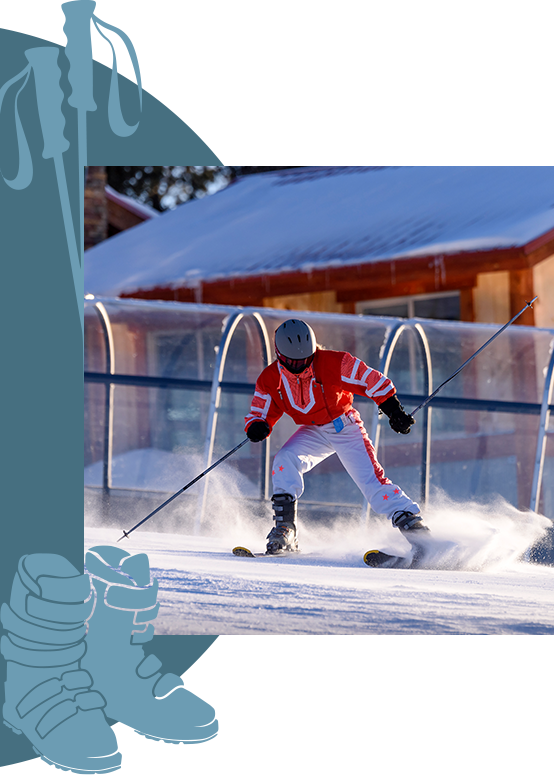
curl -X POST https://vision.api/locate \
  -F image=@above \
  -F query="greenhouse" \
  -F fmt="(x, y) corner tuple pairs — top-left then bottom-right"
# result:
(84, 297), (554, 559)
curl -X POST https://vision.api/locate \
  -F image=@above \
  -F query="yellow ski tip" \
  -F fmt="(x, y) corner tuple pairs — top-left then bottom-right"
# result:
(232, 546), (255, 557)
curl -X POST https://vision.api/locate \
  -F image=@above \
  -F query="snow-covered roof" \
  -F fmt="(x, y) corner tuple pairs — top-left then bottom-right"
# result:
(105, 185), (159, 221)
(85, 167), (554, 296)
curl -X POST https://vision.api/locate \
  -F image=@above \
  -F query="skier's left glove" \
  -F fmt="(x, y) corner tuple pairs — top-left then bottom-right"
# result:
(246, 420), (271, 442)
(379, 395), (415, 435)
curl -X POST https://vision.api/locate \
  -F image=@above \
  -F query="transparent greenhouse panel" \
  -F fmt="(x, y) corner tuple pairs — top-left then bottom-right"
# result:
(84, 303), (107, 373)
(107, 385), (209, 491)
(420, 320), (553, 404)
(84, 382), (106, 483)
(210, 389), (262, 499)
(95, 298), (230, 379)
(83, 298), (554, 542)
(427, 408), (538, 508)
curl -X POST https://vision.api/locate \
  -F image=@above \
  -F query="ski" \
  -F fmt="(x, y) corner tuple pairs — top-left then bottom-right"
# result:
(363, 549), (412, 568)
(232, 546), (266, 558)
(232, 546), (299, 558)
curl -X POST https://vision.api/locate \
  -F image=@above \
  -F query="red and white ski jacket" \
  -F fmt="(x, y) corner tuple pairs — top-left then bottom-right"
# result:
(245, 349), (396, 433)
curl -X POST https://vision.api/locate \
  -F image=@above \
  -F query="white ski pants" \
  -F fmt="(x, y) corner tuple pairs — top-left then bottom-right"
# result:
(271, 409), (420, 519)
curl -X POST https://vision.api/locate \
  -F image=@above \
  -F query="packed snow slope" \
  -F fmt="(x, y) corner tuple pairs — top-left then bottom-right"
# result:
(85, 496), (554, 635)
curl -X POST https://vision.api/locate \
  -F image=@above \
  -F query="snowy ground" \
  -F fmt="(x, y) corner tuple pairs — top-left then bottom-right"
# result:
(85, 497), (554, 635)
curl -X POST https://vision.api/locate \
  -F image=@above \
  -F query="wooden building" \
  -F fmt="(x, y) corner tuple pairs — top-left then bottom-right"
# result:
(84, 166), (158, 251)
(85, 167), (554, 328)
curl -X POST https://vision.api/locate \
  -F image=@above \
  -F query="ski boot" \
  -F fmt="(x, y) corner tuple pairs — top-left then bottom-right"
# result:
(82, 545), (218, 745)
(266, 494), (299, 554)
(1, 554), (121, 773)
(391, 510), (431, 566)
(391, 510), (429, 533)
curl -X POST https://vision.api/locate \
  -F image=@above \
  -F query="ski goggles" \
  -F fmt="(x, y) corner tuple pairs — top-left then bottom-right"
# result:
(275, 348), (315, 374)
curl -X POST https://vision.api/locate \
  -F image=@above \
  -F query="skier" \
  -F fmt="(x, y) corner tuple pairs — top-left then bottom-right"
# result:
(245, 318), (429, 555)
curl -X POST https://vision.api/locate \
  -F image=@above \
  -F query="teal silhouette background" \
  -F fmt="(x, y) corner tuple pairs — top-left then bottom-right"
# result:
(0, 27), (220, 767)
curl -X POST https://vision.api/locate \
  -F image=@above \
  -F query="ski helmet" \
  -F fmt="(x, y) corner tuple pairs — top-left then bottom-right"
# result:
(274, 319), (317, 373)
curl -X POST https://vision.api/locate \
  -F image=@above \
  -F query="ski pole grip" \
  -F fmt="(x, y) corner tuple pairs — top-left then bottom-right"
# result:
(62, 0), (97, 112)
(24, 48), (70, 160)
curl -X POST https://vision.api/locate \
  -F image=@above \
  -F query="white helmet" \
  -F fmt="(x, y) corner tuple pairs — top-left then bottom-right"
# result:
(274, 319), (317, 373)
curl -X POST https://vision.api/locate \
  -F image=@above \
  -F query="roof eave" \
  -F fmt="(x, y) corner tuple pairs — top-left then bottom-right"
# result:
(118, 229), (554, 306)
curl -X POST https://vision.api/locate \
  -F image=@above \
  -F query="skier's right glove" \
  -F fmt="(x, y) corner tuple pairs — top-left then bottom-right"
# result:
(379, 395), (415, 435)
(246, 420), (271, 442)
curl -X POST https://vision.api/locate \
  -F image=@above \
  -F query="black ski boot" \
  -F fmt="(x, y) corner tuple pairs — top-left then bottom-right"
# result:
(391, 510), (430, 567)
(266, 494), (298, 554)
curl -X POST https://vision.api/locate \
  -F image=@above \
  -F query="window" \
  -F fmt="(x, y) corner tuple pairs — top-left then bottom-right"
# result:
(357, 291), (460, 321)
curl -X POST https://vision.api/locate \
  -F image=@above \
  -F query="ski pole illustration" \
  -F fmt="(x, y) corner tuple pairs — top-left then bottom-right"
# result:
(0, 63), (32, 190)
(27, 48), (83, 334)
(411, 296), (538, 417)
(117, 438), (250, 541)
(62, 0), (96, 259)
(0, 47), (83, 334)
(62, 0), (142, 256)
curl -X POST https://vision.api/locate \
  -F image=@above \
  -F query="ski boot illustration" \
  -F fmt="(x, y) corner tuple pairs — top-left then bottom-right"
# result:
(1, 554), (121, 773)
(82, 545), (218, 744)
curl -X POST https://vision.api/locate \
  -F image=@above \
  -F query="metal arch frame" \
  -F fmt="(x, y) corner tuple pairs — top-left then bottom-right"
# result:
(530, 339), (554, 513)
(370, 321), (406, 452)
(413, 322), (434, 505)
(195, 311), (273, 531)
(364, 321), (404, 522)
(365, 319), (433, 519)
(196, 311), (244, 532)
(252, 312), (273, 501)
(91, 302), (116, 507)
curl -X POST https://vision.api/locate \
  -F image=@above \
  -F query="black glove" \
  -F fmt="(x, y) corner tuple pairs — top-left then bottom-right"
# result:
(379, 395), (415, 435)
(246, 420), (271, 442)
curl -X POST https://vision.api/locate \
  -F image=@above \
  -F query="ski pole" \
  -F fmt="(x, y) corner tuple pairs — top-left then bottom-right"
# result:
(117, 437), (250, 541)
(411, 296), (538, 417)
